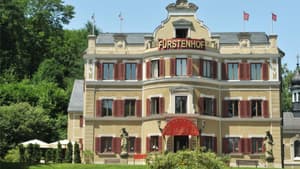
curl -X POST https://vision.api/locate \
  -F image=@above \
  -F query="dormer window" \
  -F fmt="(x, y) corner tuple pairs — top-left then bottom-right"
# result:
(176, 28), (188, 38)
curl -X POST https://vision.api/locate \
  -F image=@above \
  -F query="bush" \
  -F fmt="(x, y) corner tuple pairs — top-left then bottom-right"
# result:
(83, 150), (94, 164)
(56, 142), (63, 163)
(19, 144), (25, 163)
(45, 149), (52, 163)
(74, 142), (81, 163)
(65, 141), (73, 163)
(146, 149), (229, 169)
(4, 147), (19, 162)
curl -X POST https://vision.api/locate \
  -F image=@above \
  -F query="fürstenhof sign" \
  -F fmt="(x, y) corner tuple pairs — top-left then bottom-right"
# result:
(158, 38), (205, 50)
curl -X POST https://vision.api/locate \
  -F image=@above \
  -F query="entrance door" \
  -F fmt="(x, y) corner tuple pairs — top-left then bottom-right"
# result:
(174, 136), (189, 152)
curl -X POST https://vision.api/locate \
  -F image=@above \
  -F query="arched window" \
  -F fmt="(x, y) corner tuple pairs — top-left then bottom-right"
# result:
(294, 140), (300, 157)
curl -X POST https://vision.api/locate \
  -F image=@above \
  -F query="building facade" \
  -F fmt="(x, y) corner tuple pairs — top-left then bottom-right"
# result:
(283, 66), (300, 167)
(68, 0), (284, 167)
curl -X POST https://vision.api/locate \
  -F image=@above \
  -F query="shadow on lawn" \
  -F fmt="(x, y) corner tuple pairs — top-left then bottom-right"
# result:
(0, 162), (30, 169)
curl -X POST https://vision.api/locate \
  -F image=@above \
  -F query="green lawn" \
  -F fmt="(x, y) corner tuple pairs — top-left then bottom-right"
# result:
(0, 163), (281, 169)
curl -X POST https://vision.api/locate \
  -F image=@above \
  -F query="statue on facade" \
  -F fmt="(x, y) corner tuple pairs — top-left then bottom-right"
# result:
(264, 130), (274, 162)
(120, 128), (129, 158)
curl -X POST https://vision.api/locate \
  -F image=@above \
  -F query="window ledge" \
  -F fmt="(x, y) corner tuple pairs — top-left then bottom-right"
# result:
(293, 157), (300, 161)
(229, 153), (243, 157)
(97, 152), (115, 156)
(249, 153), (264, 158)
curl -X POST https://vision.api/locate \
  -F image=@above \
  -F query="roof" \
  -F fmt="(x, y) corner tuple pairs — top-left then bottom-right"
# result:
(283, 112), (300, 132)
(292, 70), (300, 86)
(96, 33), (152, 45)
(95, 32), (270, 45)
(212, 32), (269, 44)
(67, 80), (83, 113)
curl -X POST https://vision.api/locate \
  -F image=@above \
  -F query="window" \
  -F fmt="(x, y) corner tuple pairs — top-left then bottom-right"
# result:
(151, 60), (159, 78)
(295, 140), (300, 157)
(176, 58), (187, 76)
(228, 137), (240, 153)
(125, 63), (136, 80)
(228, 100), (239, 117)
(150, 136), (159, 151)
(102, 99), (113, 117)
(295, 93), (297, 102)
(202, 136), (215, 152)
(151, 97), (159, 115)
(103, 63), (114, 80)
(204, 98), (214, 115)
(251, 63), (261, 80)
(203, 60), (212, 78)
(128, 137), (135, 153)
(175, 96), (187, 114)
(251, 138), (263, 153)
(228, 63), (238, 80)
(251, 100), (262, 117)
(176, 28), (188, 38)
(101, 137), (113, 153)
(125, 100), (135, 117)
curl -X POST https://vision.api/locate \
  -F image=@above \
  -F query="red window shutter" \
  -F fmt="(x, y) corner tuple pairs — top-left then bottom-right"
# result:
(113, 100), (118, 117)
(244, 138), (251, 154)
(158, 136), (163, 152)
(146, 137), (150, 153)
(222, 100), (228, 117)
(212, 61), (217, 79)
(238, 139), (243, 153)
(112, 137), (121, 154)
(95, 137), (101, 154)
(79, 115), (83, 127)
(96, 100), (102, 117)
(263, 100), (269, 118)
(119, 63), (125, 80)
(135, 100), (142, 117)
(170, 58), (176, 76)
(119, 100), (124, 117)
(245, 63), (250, 80)
(213, 137), (217, 153)
(239, 63), (244, 80)
(240, 100), (250, 118)
(137, 63), (142, 80)
(146, 61), (151, 79)
(134, 137), (141, 153)
(198, 97), (204, 114)
(97, 62), (103, 80)
(114, 63), (119, 80)
(199, 59), (203, 77)
(213, 98), (217, 116)
(146, 99), (151, 116)
(159, 58), (165, 77)
(187, 57), (193, 76)
(222, 138), (229, 153)
(79, 138), (83, 150)
(159, 97), (165, 114)
(262, 63), (269, 80)
(222, 63), (228, 80)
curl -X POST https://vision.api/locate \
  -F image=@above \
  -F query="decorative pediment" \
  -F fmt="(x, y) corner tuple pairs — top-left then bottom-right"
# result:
(172, 19), (193, 27)
(166, 0), (198, 12)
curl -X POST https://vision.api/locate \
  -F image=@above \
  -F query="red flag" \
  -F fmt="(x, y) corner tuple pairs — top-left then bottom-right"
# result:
(118, 12), (124, 21)
(243, 11), (249, 21)
(272, 13), (277, 22)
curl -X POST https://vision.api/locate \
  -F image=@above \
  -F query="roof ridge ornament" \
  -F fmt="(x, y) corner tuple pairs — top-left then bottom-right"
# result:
(166, 0), (198, 12)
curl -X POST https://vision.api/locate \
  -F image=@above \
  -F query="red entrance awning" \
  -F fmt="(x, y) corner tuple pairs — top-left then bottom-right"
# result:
(162, 118), (199, 136)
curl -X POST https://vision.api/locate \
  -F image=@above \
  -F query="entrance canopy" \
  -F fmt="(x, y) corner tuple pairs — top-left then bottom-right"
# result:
(21, 139), (50, 148)
(162, 117), (199, 136)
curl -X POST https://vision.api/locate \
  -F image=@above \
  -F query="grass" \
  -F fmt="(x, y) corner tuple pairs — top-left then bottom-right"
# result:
(0, 162), (281, 169)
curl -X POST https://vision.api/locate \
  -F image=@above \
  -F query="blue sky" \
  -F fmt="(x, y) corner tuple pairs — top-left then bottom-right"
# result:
(64, 0), (298, 70)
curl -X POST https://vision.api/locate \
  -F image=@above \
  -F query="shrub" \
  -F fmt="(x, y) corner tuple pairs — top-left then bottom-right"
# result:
(146, 149), (229, 169)
(32, 144), (41, 164)
(56, 142), (63, 163)
(19, 144), (25, 163)
(4, 147), (19, 162)
(83, 150), (94, 164)
(74, 142), (81, 163)
(26, 143), (34, 164)
(45, 149), (52, 163)
(65, 141), (73, 163)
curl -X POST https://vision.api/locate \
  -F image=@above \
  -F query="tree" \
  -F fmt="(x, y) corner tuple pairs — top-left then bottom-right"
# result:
(19, 144), (26, 163)
(56, 142), (63, 163)
(32, 144), (40, 164)
(65, 141), (73, 163)
(45, 149), (52, 164)
(74, 142), (81, 163)
(282, 63), (294, 112)
(0, 103), (52, 158)
(26, 143), (34, 164)
(85, 20), (100, 36)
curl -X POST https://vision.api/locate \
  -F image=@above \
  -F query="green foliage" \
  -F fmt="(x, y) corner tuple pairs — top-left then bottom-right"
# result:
(26, 144), (34, 164)
(32, 144), (41, 164)
(45, 149), (52, 164)
(83, 150), (94, 164)
(146, 150), (229, 169)
(65, 141), (73, 163)
(74, 142), (81, 163)
(0, 103), (52, 158)
(56, 142), (63, 163)
(4, 147), (19, 162)
(52, 149), (56, 163)
(19, 144), (26, 163)
(281, 63), (294, 112)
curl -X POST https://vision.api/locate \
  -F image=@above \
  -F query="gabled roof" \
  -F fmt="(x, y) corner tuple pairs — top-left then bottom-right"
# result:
(67, 80), (83, 113)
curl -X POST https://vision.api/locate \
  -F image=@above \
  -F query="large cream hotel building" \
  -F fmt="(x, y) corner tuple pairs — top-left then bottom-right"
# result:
(68, 0), (284, 167)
